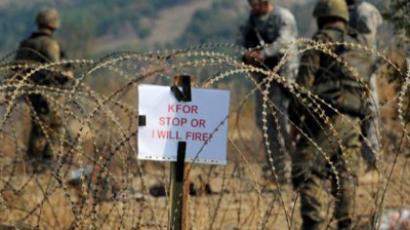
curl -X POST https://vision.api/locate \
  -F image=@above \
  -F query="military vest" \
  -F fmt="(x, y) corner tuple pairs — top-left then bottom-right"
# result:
(312, 26), (373, 117)
(15, 31), (60, 63)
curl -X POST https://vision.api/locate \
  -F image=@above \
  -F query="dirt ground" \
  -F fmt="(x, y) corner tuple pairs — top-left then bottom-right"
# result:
(0, 148), (409, 230)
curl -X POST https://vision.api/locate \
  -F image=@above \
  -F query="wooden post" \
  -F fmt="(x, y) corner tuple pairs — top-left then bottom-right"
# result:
(169, 142), (187, 230)
(169, 75), (191, 230)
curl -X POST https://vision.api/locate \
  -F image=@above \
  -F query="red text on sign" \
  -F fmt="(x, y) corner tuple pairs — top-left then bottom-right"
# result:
(159, 117), (188, 127)
(152, 130), (183, 140)
(190, 119), (206, 128)
(185, 131), (211, 142)
(168, 104), (199, 114)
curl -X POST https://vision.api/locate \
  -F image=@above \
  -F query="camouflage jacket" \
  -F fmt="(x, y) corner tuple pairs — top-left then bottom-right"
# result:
(290, 23), (372, 129)
(240, 6), (298, 74)
(15, 28), (63, 63)
(348, 1), (383, 48)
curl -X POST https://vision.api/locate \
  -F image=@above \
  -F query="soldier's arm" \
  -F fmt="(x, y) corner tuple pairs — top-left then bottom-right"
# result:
(288, 44), (320, 128)
(296, 49), (319, 89)
(44, 41), (76, 83)
(239, 20), (266, 65)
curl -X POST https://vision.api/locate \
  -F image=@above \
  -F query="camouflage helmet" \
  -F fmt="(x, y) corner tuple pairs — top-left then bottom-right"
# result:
(36, 8), (60, 30)
(313, 0), (349, 22)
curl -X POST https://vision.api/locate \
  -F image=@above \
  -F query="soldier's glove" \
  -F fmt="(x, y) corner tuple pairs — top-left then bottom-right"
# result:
(55, 70), (75, 85)
(62, 70), (75, 81)
(247, 50), (265, 62)
(242, 50), (265, 68)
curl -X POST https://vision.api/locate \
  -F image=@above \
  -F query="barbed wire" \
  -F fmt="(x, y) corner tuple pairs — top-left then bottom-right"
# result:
(0, 40), (408, 229)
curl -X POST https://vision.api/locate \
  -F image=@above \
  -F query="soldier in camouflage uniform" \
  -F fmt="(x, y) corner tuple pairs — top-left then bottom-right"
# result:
(289, 0), (373, 229)
(239, 0), (298, 184)
(14, 8), (70, 171)
(347, 0), (383, 170)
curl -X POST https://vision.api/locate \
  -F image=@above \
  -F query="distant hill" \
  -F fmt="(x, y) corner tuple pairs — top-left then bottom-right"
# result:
(0, 0), (197, 57)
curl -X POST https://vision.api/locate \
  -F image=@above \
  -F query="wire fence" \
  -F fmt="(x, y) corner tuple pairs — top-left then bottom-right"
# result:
(0, 41), (409, 229)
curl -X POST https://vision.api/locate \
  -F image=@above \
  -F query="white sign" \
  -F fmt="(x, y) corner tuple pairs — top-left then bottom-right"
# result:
(138, 84), (230, 165)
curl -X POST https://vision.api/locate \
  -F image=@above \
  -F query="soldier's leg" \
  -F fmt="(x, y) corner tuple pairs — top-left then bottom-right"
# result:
(27, 94), (53, 164)
(44, 107), (63, 160)
(27, 122), (47, 160)
(331, 116), (361, 230)
(292, 138), (326, 230)
(331, 157), (358, 230)
(331, 172), (357, 230)
(267, 85), (289, 183)
(256, 76), (278, 181)
(299, 173), (326, 230)
(260, 91), (277, 181)
(254, 75), (264, 130)
(361, 75), (380, 170)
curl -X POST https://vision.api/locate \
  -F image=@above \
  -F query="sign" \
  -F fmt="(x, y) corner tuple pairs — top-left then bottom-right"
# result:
(138, 84), (230, 165)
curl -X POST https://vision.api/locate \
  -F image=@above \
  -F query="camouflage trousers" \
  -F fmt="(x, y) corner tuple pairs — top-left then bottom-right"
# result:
(361, 75), (380, 169)
(292, 115), (361, 230)
(27, 94), (62, 165)
(255, 79), (289, 183)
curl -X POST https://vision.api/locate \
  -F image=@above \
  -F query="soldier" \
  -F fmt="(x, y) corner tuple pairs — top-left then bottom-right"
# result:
(239, 0), (298, 184)
(14, 8), (71, 172)
(347, 0), (382, 48)
(289, 0), (373, 229)
(347, 0), (383, 170)
(15, 8), (64, 63)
